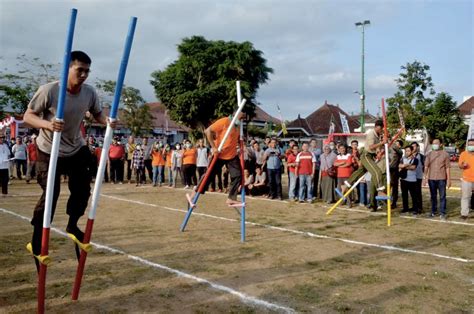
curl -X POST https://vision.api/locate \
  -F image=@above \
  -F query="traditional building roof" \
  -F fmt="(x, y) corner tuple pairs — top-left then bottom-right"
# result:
(304, 101), (360, 135)
(252, 105), (280, 124)
(144, 102), (189, 132)
(286, 114), (313, 135)
(459, 96), (474, 116)
(350, 112), (378, 124)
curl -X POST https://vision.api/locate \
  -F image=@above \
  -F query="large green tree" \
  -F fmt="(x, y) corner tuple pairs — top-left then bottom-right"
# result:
(386, 61), (435, 131)
(0, 55), (59, 118)
(425, 92), (467, 148)
(96, 80), (152, 136)
(150, 36), (273, 133)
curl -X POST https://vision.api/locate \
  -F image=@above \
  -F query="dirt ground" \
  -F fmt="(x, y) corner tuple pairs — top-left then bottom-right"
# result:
(0, 166), (473, 313)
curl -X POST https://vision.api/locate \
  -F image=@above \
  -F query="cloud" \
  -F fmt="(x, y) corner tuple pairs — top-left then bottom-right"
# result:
(0, 0), (470, 121)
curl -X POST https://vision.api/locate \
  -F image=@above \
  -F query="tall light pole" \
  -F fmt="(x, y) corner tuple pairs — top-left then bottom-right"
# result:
(355, 20), (370, 132)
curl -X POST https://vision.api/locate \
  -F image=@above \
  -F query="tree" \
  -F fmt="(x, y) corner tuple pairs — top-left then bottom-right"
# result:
(386, 61), (435, 131)
(425, 92), (467, 148)
(0, 55), (59, 117)
(96, 80), (152, 136)
(150, 36), (273, 133)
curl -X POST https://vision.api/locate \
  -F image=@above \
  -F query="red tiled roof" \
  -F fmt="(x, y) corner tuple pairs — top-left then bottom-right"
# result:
(350, 112), (378, 124)
(145, 102), (189, 131)
(459, 96), (474, 115)
(304, 102), (359, 134)
(253, 106), (280, 124)
(286, 115), (313, 134)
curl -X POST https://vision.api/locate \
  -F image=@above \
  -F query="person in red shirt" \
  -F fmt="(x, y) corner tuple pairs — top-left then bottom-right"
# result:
(109, 136), (125, 184)
(334, 143), (354, 207)
(286, 144), (299, 200)
(296, 142), (316, 203)
(26, 134), (38, 183)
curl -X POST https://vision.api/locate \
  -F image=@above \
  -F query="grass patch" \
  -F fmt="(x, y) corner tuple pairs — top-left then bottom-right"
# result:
(359, 273), (384, 284)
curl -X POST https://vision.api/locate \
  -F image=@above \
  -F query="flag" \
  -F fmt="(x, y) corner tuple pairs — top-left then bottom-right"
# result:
(328, 114), (336, 135)
(277, 105), (288, 136)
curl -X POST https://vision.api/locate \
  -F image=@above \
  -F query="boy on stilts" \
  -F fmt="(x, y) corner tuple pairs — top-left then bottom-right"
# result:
(24, 51), (115, 270)
(189, 112), (245, 206)
(344, 119), (388, 209)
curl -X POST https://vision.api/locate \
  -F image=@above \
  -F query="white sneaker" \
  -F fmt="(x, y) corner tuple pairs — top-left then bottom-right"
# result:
(184, 185), (190, 189)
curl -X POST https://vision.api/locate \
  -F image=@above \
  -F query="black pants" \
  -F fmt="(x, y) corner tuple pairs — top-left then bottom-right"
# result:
(135, 167), (145, 184)
(267, 168), (282, 198)
(15, 159), (27, 179)
(312, 169), (319, 199)
(197, 166), (207, 181)
(144, 159), (153, 182)
(31, 146), (92, 254)
(126, 159), (133, 181)
(0, 168), (8, 195)
(88, 154), (98, 179)
(110, 158), (124, 183)
(210, 165), (223, 190)
(401, 180), (418, 213)
(202, 156), (241, 200)
(250, 185), (268, 196)
(414, 178), (423, 212)
(390, 168), (399, 206)
(183, 164), (197, 186)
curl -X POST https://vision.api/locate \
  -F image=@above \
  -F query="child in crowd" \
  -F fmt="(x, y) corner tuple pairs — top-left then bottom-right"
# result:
(132, 144), (145, 186)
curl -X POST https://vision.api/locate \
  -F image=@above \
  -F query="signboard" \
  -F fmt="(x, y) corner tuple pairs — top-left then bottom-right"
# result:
(339, 113), (350, 134)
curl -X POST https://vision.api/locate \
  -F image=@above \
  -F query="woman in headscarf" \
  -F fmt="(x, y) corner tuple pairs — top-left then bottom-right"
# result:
(320, 144), (337, 203)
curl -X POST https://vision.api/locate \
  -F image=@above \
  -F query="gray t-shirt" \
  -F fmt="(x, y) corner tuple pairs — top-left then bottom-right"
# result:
(28, 81), (101, 157)
(197, 147), (209, 167)
(12, 143), (27, 160)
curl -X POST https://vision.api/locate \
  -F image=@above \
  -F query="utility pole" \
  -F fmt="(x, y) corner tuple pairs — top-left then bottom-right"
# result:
(355, 20), (370, 132)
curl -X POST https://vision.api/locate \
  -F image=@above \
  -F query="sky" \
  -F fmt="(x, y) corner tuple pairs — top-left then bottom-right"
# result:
(0, 0), (473, 121)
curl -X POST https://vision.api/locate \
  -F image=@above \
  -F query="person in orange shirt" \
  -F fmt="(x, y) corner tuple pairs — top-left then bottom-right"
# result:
(182, 140), (197, 189)
(459, 138), (474, 219)
(190, 112), (244, 205)
(151, 142), (166, 187)
(164, 144), (173, 187)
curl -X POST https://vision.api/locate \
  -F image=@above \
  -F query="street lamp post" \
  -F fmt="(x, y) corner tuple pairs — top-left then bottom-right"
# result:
(355, 20), (370, 132)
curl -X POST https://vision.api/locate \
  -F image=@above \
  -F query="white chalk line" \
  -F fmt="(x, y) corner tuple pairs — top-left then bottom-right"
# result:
(7, 189), (470, 226)
(0, 207), (295, 314)
(101, 195), (473, 264)
(205, 190), (472, 227)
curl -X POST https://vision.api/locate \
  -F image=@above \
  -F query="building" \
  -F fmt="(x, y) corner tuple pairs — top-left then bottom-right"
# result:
(247, 105), (280, 128)
(351, 112), (378, 133)
(281, 101), (362, 145)
(459, 96), (474, 123)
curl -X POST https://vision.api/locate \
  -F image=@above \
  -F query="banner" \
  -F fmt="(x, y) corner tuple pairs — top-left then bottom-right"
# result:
(339, 113), (350, 134)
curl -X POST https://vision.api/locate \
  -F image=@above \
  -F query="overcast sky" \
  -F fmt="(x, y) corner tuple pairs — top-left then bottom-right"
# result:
(1, 0), (472, 120)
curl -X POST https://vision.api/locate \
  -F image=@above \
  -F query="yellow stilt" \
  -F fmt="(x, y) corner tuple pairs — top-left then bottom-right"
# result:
(67, 233), (93, 252)
(326, 176), (364, 215)
(26, 242), (52, 265)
